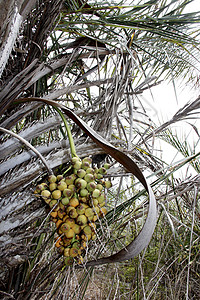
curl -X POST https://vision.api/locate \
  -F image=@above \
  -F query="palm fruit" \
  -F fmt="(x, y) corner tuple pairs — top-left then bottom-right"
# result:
(96, 183), (103, 191)
(36, 183), (47, 192)
(97, 193), (105, 204)
(52, 189), (62, 199)
(77, 169), (86, 178)
(104, 180), (112, 189)
(49, 199), (58, 208)
(68, 207), (78, 219)
(104, 163), (111, 170)
(84, 173), (94, 182)
(86, 167), (94, 174)
(69, 197), (79, 207)
(63, 188), (73, 198)
(83, 225), (92, 236)
(56, 219), (63, 228)
(78, 196), (87, 203)
(57, 209), (66, 219)
(99, 201), (106, 207)
(85, 207), (94, 218)
(64, 247), (70, 257)
(65, 228), (75, 239)
(68, 184), (75, 193)
(62, 237), (72, 247)
(65, 175), (76, 185)
(98, 167), (107, 175)
(79, 188), (88, 197)
(48, 175), (57, 183)
(87, 182), (96, 192)
(57, 181), (67, 191)
(61, 197), (70, 206)
(73, 160), (82, 170)
(50, 211), (57, 218)
(65, 218), (75, 228)
(82, 161), (90, 170)
(60, 223), (71, 233)
(71, 223), (81, 234)
(92, 189), (101, 198)
(93, 206), (100, 214)
(76, 204), (86, 215)
(76, 179), (87, 189)
(88, 198), (98, 207)
(95, 173), (103, 180)
(100, 207), (108, 216)
(76, 215), (87, 225)
(70, 247), (80, 257)
(82, 157), (92, 165)
(49, 182), (57, 191)
(59, 202), (65, 210)
(41, 190), (51, 199)
(57, 174), (64, 181)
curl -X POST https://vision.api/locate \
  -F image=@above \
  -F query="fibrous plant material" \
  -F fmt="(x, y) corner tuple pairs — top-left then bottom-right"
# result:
(34, 157), (112, 265)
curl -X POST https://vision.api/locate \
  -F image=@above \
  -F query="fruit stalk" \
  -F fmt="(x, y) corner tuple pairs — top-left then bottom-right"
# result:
(54, 107), (78, 158)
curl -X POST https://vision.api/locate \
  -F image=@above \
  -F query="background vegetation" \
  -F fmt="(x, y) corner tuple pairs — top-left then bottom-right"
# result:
(0, 0), (200, 299)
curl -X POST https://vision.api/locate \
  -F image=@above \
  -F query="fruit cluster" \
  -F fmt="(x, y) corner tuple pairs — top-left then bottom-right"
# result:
(34, 156), (111, 265)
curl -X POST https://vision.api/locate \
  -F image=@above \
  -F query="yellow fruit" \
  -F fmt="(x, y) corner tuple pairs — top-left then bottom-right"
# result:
(57, 210), (66, 219)
(64, 247), (71, 257)
(60, 223), (71, 233)
(50, 211), (57, 218)
(48, 175), (57, 183)
(72, 223), (81, 234)
(76, 215), (87, 225)
(57, 181), (67, 191)
(49, 182), (57, 191)
(56, 219), (63, 228)
(41, 190), (51, 199)
(69, 197), (79, 207)
(65, 228), (74, 239)
(52, 190), (62, 199)
(49, 200), (58, 208)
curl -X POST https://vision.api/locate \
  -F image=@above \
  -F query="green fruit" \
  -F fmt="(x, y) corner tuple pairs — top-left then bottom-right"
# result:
(87, 182), (96, 192)
(65, 228), (75, 239)
(85, 207), (94, 218)
(82, 161), (90, 170)
(86, 167), (94, 174)
(36, 184), (46, 192)
(71, 157), (81, 164)
(93, 206), (100, 214)
(57, 174), (64, 181)
(95, 173), (103, 180)
(104, 163), (111, 169)
(76, 179), (87, 189)
(71, 224), (81, 234)
(41, 190), (51, 199)
(49, 199), (58, 208)
(76, 204), (86, 215)
(96, 184), (103, 191)
(48, 175), (57, 183)
(60, 223), (71, 233)
(65, 218), (75, 228)
(70, 247), (80, 257)
(97, 193), (105, 203)
(84, 173), (94, 182)
(52, 190), (62, 199)
(74, 161), (82, 170)
(82, 157), (92, 165)
(61, 197), (70, 206)
(76, 215), (87, 225)
(92, 189), (101, 198)
(49, 182), (57, 191)
(68, 184), (75, 193)
(65, 175), (76, 185)
(57, 181), (67, 191)
(89, 198), (98, 207)
(63, 188), (73, 198)
(69, 208), (78, 219)
(104, 180), (112, 189)
(83, 225), (92, 235)
(77, 169), (86, 178)
(79, 188), (88, 197)
(98, 167), (107, 175)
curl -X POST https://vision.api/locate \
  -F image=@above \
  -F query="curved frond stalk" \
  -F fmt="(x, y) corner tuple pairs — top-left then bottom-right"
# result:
(0, 127), (53, 175)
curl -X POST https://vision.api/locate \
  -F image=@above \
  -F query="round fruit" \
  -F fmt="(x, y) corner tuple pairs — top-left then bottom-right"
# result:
(69, 197), (79, 207)
(52, 190), (62, 199)
(57, 181), (67, 191)
(77, 169), (86, 178)
(48, 175), (57, 183)
(76, 215), (87, 225)
(61, 197), (70, 206)
(41, 190), (51, 199)
(65, 228), (75, 239)
(49, 182), (57, 191)
(79, 188), (88, 197)
(92, 189), (101, 198)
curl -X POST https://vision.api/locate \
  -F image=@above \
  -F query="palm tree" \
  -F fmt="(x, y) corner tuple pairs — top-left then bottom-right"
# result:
(0, 0), (200, 298)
